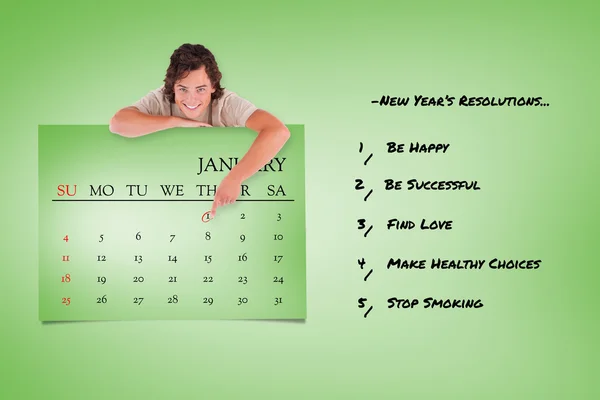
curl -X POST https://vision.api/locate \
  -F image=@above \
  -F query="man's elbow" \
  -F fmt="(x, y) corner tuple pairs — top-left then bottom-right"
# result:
(109, 111), (128, 136)
(108, 117), (120, 135)
(277, 124), (291, 142)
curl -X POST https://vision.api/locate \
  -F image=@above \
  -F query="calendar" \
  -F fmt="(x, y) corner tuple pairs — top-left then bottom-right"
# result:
(38, 125), (306, 321)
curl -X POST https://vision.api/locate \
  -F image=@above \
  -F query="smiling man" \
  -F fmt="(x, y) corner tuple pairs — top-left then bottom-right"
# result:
(109, 43), (290, 218)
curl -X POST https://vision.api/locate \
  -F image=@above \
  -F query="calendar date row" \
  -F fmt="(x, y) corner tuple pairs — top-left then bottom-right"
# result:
(60, 296), (284, 306)
(61, 254), (285, 263)
(60, 273), (286, 285)
(63, 232), (286, 243)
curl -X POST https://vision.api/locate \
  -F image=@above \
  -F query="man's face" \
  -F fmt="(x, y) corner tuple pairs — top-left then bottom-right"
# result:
(173, 66), (216, 118)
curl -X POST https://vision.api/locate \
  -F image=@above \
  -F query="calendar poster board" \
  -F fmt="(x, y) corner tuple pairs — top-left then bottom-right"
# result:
(38, 125), (306, 321)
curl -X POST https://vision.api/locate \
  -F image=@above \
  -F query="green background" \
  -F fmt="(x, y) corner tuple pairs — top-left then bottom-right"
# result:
(2, 0), (598, 398)
(38, 125), (306, 321)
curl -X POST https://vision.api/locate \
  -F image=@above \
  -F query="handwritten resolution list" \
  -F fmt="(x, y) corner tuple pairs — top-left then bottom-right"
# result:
(356, 94), (547, 318)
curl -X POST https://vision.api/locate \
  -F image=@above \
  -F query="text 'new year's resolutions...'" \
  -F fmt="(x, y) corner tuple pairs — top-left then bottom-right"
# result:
(355, 141), (542, 318)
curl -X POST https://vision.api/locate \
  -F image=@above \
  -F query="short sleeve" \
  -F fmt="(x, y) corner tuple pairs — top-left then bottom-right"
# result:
(132, 88), (171, 116)
(219, 91), (258, 127)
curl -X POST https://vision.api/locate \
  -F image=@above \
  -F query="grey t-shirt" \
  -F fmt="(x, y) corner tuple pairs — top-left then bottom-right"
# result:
(132, 87), (258, 127)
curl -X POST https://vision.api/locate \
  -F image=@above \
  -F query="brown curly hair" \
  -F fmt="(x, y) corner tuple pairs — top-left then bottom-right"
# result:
(162, 43), (224, 103)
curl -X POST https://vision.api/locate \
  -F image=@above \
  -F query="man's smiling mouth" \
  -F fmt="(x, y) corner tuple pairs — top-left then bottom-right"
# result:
(184, 103), (200, 110)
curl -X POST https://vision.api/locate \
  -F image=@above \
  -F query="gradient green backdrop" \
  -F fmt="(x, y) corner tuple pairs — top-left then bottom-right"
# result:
(1, 0), (598, 398)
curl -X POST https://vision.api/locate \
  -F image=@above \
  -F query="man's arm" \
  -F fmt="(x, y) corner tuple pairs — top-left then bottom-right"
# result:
(109, 106), (181, 137)
(109, 106), (210, 137)
(209, 109), (290, 217)
(227, 109), (291, 183)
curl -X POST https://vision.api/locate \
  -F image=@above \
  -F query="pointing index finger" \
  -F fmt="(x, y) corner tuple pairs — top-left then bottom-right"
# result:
(210, 198), (218, 218)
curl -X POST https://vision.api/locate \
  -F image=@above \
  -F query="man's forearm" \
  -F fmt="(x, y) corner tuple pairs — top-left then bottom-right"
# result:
(109, 108), (181, 137)
(227, 127), (291, 183)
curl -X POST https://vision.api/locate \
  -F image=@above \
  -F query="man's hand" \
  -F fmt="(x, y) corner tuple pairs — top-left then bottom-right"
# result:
(178, 118), (212, 128)
(210, 175), (242, 218)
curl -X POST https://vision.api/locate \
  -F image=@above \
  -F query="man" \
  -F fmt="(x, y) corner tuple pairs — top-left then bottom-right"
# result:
(109, 43), (290, 218)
